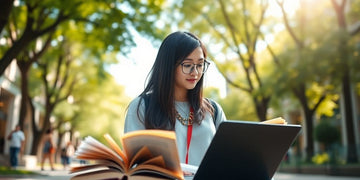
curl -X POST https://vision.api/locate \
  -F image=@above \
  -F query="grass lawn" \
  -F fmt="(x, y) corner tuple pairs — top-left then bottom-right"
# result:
(0, 166), (39, 175)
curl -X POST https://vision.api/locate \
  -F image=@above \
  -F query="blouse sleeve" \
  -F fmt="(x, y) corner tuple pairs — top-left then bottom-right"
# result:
(124, 97), (146, 133)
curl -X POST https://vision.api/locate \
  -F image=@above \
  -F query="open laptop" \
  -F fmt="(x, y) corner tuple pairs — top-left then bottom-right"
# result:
(192, 120), (301, 180)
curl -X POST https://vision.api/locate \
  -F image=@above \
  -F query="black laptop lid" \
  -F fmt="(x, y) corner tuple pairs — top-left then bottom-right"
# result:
(193, 120), (301, 180)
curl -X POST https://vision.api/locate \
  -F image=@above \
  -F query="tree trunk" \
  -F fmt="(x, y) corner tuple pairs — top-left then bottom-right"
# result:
(338, 16), (358, 164)
(0, 0), (14, 34)
(30, 129), (43, 155)
(18, 69), (28, 129)
(56, 132), (65, 163)
(28, 94), (39, 155)
(303, 107), (314, 162)
(342, 71), (358, 163)
(293, 83), (315, 162)
(29, 99), (47, 155)
(30, 110), (52, 155)
(29, 99), (53, 155)
(29, 99), (44, 155)
(331, 0), (359, 164)
(17, 61), (31, 130)
(254, 97), (270, 121)
(0, 31), (34, 75)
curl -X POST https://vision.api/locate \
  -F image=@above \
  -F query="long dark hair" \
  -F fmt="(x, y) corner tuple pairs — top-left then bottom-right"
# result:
(137, 31), (213, 130)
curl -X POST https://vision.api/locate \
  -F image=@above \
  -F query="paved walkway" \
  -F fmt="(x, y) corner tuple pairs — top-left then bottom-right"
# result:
(0, 168), (72, 180)
(274, 173), (360, 180)
(1, 169), (359, 180)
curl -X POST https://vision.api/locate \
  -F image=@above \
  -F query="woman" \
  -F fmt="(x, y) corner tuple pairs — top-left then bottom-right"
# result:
(40, 128), (55, 170)
(124, 31), (227, 166)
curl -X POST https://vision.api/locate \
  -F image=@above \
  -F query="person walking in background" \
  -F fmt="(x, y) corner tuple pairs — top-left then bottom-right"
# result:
(40, 128), (55, 171)
(61, 141), (75, 170)
(7, 124), (25, 169)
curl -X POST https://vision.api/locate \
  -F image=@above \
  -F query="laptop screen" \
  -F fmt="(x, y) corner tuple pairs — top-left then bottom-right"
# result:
(193, 120), (301, 180)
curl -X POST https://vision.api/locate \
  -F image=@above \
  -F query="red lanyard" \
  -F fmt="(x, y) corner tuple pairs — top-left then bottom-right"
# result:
(185, 107), (194, 164)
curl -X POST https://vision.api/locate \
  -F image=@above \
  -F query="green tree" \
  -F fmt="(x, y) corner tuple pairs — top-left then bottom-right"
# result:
(29, 38), (76, 155)
(1, 0), (166, 155)
(330, 0), (360, 163)
(275, 0), (337, 162)
(16, 33), (53, 130)
(53, 73), (131, 146)
(219, 89), (258, 121)
(0, 0), (165, 74)
(314, 120), (340, 151)
(273, 0), (360, 163)
(1, 0), (73, 75)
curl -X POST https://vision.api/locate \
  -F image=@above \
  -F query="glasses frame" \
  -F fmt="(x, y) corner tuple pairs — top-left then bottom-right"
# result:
(180, 60), (210, 74)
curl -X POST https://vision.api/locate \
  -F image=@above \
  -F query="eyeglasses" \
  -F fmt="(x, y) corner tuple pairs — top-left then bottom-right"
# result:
(180, 60), (210, 74)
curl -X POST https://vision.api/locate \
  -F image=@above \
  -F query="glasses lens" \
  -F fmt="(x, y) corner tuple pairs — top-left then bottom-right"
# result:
(181, 60), (210, 74)
(182, 63), (193, 74)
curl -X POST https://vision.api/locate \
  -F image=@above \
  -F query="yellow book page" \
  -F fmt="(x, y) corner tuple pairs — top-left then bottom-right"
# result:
(71, 166), (174, 180)
(75, 136), (126, 170)
(104, 134), (129, 167)
(70, 161), (122, 173)
(122, 129), (176, 141)
(76, 146), (124, 167)
(71, 169), (125, 180)
(261, 117), (287, 125)
(128, 164), (184, 180)
(141, 155), (166, 168)
(71, 164), (106, 173)
(128, 147), (172, 178)
(129, 146), (154, 168)
(71, 169), (169, 180)
(121, 130), (182, 177)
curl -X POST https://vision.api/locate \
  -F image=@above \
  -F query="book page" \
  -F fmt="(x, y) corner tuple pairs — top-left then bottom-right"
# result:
(129, 164), (184, 180)
(129, 146), (156, 168)
(121, 130), (183, 178)
(141, 155), (166, 168)
(104, 134), (129, 167)
(261, 117), (287, 125)
(71, 162), (115, 173)
(71, 168), (125, 180)
(71, 169), (170, 180)
(130, 154), (180, 178)
(75, 136), (126, 171)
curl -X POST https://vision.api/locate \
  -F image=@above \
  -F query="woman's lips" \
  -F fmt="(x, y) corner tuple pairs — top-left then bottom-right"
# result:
(187, 79), (197, 83)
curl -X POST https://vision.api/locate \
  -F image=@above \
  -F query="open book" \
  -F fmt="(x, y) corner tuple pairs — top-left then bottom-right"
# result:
(261, 117), (287, 125)
(70, 130), (184, 180)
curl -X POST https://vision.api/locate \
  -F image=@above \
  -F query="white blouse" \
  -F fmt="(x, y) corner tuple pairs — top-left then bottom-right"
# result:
(124, 97), (226, 166)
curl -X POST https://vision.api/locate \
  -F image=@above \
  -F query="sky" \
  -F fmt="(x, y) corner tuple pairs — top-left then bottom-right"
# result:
(108, 31), (227, 98)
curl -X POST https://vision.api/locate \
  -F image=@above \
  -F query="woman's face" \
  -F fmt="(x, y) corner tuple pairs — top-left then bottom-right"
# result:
(174, 47), (205, 95)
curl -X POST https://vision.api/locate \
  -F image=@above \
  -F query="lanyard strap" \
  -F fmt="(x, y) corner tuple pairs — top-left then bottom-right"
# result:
(185, 107), (194, 164)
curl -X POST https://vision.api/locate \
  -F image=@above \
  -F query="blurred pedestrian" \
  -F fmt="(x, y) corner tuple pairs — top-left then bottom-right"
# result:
(7, 124), (25, 169)
(61, 141), (75, 170)
(40, 128), (55, 170)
